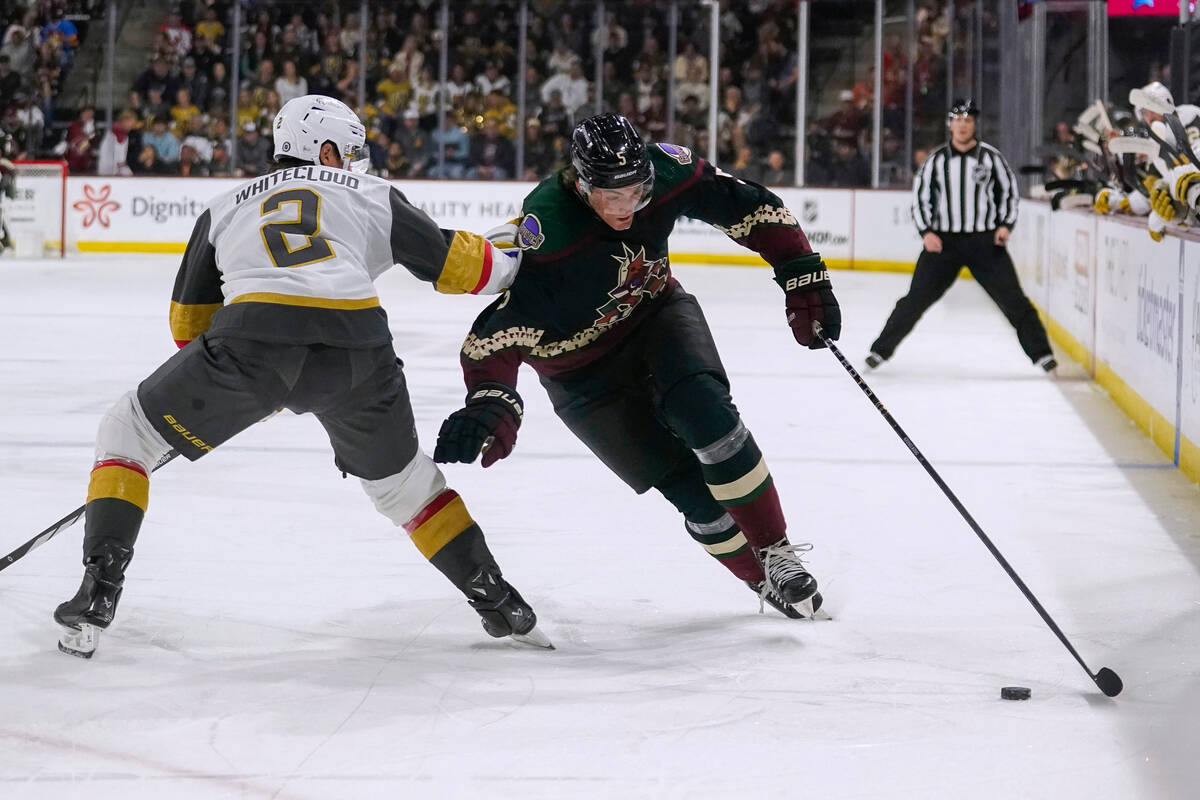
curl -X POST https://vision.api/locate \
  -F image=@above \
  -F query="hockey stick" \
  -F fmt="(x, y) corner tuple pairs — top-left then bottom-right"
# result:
(1, 450), (180, 574)
(811, 323), (1123, 697)
(1107, 136), (1162, 158)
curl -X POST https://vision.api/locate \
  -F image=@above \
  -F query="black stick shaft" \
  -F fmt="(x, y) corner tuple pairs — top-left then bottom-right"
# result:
(813, 326), (1114, 691)
(1, 451), (180, 574)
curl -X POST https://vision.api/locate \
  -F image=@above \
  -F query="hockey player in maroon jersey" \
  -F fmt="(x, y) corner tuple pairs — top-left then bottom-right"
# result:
(434, 113), (841, 618)
(54, 96), (550, 658)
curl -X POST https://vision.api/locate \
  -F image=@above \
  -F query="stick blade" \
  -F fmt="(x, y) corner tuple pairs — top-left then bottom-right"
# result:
(1094, 667), (1123, 697)
(1107, 137), (1160, 158)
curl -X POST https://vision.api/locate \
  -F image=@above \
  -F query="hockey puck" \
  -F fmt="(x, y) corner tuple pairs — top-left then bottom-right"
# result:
(1000, 686), (1031, 701)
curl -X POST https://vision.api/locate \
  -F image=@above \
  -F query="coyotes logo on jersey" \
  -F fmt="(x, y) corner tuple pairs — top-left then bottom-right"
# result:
(594, 243), (669, 328)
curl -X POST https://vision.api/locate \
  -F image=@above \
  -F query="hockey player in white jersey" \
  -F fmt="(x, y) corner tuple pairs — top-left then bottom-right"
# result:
(55, 95), (551, 658)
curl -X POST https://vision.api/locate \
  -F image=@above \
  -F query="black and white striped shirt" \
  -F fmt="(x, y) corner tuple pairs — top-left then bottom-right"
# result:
(912, 141), (1018, 234)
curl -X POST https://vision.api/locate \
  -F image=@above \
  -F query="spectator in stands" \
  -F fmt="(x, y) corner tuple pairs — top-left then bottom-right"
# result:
(675, 63), (709, 115)
(547, 42), (577, 78)
(0, 55), (20, 112)
(208, 116), (232, 155)
(178, 56), (209, 111)
(481, 89), (517, 138)
(536, 88), (572, 142)
(376, 61), (410, 117)
(97, 108), (139, 176)
(1, 22), (36, 79)
(236, 120), (271, 177)
(633, 61), (661, 115)
(275, 59), (308, 106)
(334, 60), (359, 104)
(160, 11), (191, 61)
(542, 60), (588, 116)
(190, 30), (220, 77)
(273, 28), (308, 76)
(717, 85), (754, 162)
(476, 60), (512, 98)
(180, 114), (213, 164)
(310, 34), (345, 97)
(429, 111), (470, 179)
(140, 84), (170, 124)
(207, 60), (229, 113)
(194, 6), (224, 50)
(410, 67), (439, 124)
(65, 104), (98, 174)
(391, 34), (424, 84)
(468, 117), (516, 179)
(521, 117), (558, 180)
(250, 60), (276, 107)
(131, 56), (177, 110)
(441, 63), (473, 108)
(759, 149), (792, 186)
(208, 142), (231, 177)
(176, 142), (209, 177)
(823, 137), (870, 187)
(640, 94), (668, 142)
(234, 87), (258, 132)
(673, 40), (708, 83)
(381, 139), (408, 177)
(242, 29), (272, 79)
(828, 89), (867, 144)
(679, 94), (706, 132)
(170, 88), (200, 137)
(130, 143), (170, 175)
(393, 109), (434, 177)
(142, 114), (180, 165)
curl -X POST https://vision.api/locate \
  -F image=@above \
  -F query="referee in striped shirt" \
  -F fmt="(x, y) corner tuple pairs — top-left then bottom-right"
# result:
(866, 99), (1056, 372)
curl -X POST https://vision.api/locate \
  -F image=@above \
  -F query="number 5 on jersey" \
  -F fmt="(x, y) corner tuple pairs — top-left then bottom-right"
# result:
(259, 188), (335, 268)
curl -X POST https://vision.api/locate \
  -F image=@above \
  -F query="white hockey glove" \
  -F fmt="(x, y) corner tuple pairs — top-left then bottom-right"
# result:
(1168, 162), (1200, 209)
(1093, 187), (1123, 215)
(1127, 190), (1151, 216)
(1147, 209), (1168, 242)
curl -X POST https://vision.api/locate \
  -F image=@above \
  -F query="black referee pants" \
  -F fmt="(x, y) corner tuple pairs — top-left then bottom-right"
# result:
(870, 231), (1052, 363)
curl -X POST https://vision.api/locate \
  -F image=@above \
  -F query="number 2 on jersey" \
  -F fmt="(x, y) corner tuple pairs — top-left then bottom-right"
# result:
(259, 188), (335, 268)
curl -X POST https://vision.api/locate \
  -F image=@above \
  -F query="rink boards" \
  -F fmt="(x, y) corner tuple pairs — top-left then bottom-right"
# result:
(1010, 202), (1200, 486)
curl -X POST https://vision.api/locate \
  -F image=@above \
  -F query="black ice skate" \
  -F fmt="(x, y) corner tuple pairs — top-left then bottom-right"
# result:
(54, 545), (132, 659)
(749, 541), (829, 620)
(464, 564), (553, 649)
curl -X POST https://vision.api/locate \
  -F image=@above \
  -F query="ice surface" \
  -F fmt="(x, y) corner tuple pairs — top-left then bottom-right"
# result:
(1, 256), (1198, 799)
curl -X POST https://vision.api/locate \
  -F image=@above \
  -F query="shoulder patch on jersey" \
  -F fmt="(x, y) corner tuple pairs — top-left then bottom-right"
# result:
(516, 213), (545, 250)
(656, 143), (693, 165)
(971, 163), (990, 182)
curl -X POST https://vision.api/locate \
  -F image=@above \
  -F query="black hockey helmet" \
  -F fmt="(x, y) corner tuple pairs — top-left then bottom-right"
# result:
(571, 112), (655, 209)
(948, 98), (980, 119)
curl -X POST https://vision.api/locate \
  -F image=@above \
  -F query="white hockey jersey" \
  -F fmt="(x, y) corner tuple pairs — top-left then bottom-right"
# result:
(169, 165), (517, 348)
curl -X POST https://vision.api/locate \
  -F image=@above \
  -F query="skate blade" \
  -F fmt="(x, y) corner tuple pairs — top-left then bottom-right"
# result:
(510, 625), (555, 649)
(58, 623), (99, 659)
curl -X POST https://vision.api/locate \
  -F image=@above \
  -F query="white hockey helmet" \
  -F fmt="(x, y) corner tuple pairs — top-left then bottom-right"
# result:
(273, 94), (369, 172)
(1134, 81), (1174, 117)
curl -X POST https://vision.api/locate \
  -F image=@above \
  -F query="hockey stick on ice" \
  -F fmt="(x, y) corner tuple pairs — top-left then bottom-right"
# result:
(1, 450), (180, 574)
(811, 322), (1123, 698)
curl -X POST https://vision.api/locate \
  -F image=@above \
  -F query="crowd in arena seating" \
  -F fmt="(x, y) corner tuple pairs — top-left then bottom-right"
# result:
(0, 0), (955, 188)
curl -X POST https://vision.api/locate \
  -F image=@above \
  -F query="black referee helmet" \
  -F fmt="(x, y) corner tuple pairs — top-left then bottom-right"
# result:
(948, 98), (980, 120)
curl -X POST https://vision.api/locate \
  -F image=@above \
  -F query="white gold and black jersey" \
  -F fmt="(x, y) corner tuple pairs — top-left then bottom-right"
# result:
(169, 165), (517, 348)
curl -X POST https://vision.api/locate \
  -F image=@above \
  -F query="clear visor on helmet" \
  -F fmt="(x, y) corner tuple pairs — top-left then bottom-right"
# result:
(578, 171), (655, 213)
(342, 143), (369, 173)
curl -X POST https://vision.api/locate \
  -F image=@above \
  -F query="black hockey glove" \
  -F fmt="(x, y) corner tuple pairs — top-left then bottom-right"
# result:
(773, 254), (841, 349)
(434, 383), (523, 468)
